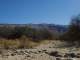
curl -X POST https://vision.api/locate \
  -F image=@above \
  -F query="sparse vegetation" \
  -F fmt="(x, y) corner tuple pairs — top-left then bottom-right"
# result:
(60, 15), (80, 46)
(0, 25), (55, 49)
(0, 14), (80, 48)
(0, 38), (41, 49)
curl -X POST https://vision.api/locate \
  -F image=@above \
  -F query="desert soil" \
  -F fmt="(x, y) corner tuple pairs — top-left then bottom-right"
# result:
(0, 40), (80, 60)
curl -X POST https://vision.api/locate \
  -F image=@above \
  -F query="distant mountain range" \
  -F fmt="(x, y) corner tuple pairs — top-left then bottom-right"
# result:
(0, 24), (68, 34)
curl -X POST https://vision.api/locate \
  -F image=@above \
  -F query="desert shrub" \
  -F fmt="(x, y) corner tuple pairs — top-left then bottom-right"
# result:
(0, 25), (56, 40)
(0, 24), (59, 49)
(0, 39), (20, 49)
(60, 15), (80, 46)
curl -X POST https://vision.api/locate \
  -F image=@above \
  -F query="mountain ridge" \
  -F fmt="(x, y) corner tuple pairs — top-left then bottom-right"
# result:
(0, 24), (68, 33)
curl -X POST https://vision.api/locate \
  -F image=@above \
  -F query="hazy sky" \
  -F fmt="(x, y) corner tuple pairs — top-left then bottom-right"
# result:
(0, 0), (80, 25)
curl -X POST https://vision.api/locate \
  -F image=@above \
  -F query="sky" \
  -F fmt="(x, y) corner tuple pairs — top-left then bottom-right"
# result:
(0, 0), (80, 25)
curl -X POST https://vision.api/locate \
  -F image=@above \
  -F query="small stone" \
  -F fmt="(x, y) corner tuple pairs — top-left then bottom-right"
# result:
(64, 53), (76, 58)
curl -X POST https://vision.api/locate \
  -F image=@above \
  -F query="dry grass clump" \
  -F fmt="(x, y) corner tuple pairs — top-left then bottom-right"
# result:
(0, 38), (20, 49)
(0, 36), (41, 49)
(18, 36), (39, 48)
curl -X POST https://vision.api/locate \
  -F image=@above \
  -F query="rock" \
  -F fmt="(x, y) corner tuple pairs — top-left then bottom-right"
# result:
(27, 55), (31, 57)
(42, 49), (47, 52)
(45, 51), (49, 54)
(48, 51), (58, 56)
(56, 57), (61, 60)
(76, 53), (80, 58)
(56, 57), (75, 60)
(64, 53), (76, 58)
(11, 53), (16, 56)
(38, 50), (42, 53)
(48, 51), (62, 57)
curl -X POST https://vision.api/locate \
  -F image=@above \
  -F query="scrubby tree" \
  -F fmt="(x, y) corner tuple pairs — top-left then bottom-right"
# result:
(67, 16), (80, 42)
(60, 15), (80, 46)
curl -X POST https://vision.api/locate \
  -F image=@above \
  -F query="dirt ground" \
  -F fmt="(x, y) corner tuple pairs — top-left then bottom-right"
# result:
(0, 40), (80, 60)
